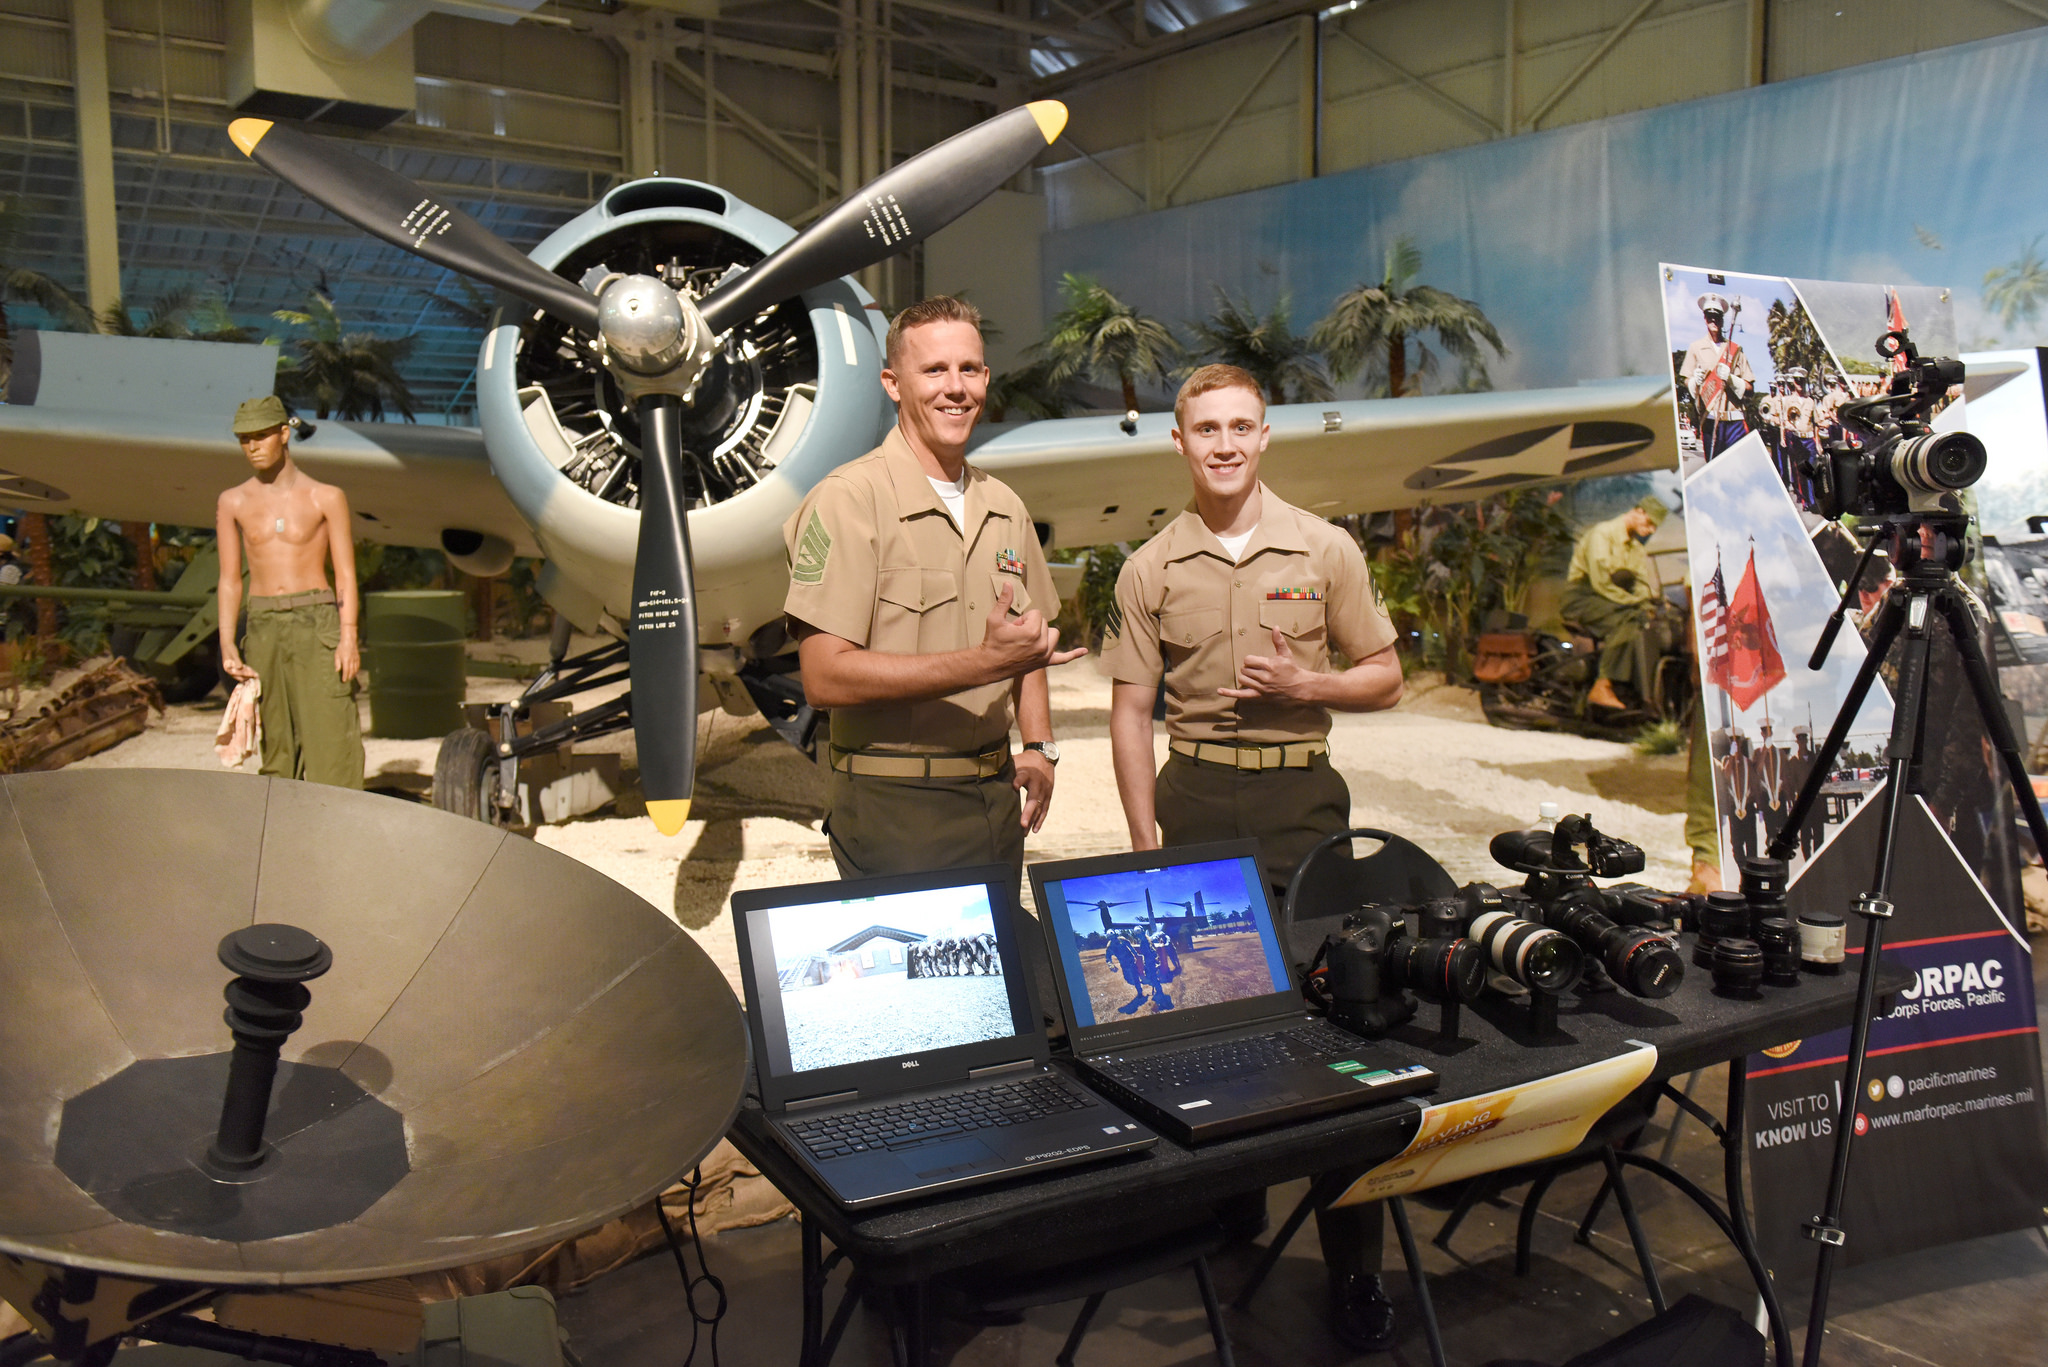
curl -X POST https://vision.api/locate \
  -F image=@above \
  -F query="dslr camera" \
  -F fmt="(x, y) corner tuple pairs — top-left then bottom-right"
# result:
(1814, 330), (1986, 520)
(1313, 888), (1495, 1038)
(1489, 814), (1686, 1000)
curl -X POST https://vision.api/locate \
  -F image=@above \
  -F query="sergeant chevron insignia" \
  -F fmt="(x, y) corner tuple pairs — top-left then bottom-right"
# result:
(792, 511), (832, 584)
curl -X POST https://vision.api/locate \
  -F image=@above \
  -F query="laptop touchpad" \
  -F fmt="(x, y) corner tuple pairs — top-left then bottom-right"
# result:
(908, 1137), (998, 1179)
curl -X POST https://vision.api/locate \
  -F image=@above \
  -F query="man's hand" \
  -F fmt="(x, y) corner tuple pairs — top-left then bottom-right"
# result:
(1013, 748), (1055, 833)
(335, 635), (360, 684)
(981, 581), (1087, 679)
(1219, 627), (1320, 703)
(222, 650), (257, 683)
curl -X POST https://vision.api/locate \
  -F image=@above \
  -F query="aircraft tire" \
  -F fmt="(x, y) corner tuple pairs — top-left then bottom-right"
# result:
(433, 726), (510, 825)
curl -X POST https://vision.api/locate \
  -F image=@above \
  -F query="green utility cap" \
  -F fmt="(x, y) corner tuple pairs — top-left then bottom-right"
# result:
(232, 395), (289, 434)
(1637, 495), (1671, 527)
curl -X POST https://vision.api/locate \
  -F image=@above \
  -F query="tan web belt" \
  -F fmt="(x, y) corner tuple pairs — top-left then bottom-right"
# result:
(1169, 738), (1328, 770)
(248, 588), (337, 610)
(830, 745), (1009, 779)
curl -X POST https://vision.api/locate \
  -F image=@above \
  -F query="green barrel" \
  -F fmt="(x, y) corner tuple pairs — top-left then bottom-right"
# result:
(361, 591), (468, 739)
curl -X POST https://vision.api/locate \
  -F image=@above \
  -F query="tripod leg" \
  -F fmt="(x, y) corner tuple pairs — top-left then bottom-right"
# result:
(1802, 594), (1933, 1367)
(1768, 588), (1910, 861)
(1933, 589), (2048, 866)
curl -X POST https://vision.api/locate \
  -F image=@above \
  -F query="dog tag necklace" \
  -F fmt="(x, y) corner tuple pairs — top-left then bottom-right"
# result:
(274, 518), (285, 533)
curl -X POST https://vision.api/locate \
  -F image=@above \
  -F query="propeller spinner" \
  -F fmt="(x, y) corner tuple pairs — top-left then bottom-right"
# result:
(229, 101), (1068, 834)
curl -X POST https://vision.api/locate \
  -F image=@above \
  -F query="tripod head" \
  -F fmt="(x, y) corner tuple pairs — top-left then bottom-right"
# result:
(1807, 511), (1971, 674)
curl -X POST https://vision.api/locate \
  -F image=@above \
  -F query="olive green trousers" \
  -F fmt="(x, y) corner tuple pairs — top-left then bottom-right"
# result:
(245, 600), (364, 789)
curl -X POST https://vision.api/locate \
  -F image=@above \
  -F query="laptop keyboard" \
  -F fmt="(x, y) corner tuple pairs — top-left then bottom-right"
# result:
(788, 1073), (1102, 1160)
(1096, 1019), (1364, 1092)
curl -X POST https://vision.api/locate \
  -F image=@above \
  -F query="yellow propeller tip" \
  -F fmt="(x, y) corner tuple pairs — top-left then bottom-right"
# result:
(647, 798), (693, 837)
(1027, 101), (1068, 145)
(228, 119), (273, 157)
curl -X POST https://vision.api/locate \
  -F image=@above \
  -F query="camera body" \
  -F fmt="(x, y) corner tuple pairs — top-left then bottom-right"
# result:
(1318, 890), (1492, 1038)
(1814, 333), (1985, 521)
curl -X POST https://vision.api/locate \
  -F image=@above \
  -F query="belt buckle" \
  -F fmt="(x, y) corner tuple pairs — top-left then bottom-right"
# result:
(1236, 747), (1262, 771)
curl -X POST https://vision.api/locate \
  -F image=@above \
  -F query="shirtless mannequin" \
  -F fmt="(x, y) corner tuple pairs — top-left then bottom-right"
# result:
(217, 395), (364, 787)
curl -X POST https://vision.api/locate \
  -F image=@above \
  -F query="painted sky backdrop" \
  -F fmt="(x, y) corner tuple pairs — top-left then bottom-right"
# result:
(1053, 859), (1256, 940)
(1044, 28), (2048, 398)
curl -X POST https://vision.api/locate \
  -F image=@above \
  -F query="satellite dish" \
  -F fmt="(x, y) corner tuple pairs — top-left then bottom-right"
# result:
(0, 769), (747, 1285)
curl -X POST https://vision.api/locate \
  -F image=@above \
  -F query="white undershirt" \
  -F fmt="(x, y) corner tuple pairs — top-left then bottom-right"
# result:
(928, 474), (967, 527)
(1215, 528), (1255, 562)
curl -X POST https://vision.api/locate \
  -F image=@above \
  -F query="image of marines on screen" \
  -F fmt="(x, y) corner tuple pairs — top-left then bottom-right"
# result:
(767, 887), (1013, 1073)
(1053, 860), (1284, 1022)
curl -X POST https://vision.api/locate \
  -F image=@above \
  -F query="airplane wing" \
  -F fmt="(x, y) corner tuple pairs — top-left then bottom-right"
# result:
(0, 331), (535, 554)
(970, 377), (1678, 552)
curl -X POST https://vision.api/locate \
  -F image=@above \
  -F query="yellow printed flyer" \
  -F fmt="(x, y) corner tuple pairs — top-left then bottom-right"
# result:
(1333, 1043), (1659, 1207)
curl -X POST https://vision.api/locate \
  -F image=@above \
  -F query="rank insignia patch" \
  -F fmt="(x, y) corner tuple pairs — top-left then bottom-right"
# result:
(1101, 601), (1124, 643)
(996, 549), (1026, 575)
(792, 511), (832, 585)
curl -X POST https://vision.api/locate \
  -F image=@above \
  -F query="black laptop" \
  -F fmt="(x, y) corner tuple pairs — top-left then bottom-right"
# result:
(731, 864), (1157, 1209)
(1028, 840), (1438, 1144)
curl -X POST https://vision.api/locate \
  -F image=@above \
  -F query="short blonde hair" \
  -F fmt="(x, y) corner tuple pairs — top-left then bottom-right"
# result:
(1174, 364), (1266, 426)
(885, 296), (983, 368)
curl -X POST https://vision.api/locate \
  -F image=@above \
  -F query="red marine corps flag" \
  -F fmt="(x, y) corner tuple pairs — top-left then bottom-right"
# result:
(1886, 287), (1911, 372)
(1721, 548), (1786, 709)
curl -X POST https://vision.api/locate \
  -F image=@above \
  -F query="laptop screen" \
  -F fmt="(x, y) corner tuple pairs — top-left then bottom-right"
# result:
(739, 875), (1036, 1083)
(1035, 850), (1293, 1030)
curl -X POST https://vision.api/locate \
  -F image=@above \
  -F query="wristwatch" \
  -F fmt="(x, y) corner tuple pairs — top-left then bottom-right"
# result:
(1022, 741), (1060, 765)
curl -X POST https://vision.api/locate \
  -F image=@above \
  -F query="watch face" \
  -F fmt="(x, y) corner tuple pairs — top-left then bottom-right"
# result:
(1031, 741), (1060, 763)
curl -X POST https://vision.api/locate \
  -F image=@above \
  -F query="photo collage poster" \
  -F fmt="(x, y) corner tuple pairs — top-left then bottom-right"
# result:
(1665, 265), (2048, 1278)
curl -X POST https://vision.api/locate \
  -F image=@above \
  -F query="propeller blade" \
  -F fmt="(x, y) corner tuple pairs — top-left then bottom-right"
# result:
(229, 118), (601, 334)
(630, 393), (701, 836)
(697, 101), (1067, 336)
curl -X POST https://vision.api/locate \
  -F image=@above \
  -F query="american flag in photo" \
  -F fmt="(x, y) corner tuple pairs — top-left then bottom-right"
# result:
(1699, 559), (1730, 689)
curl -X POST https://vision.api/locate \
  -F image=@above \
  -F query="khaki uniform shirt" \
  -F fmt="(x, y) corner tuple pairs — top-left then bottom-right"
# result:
(1758, 394), (1785, 429)
(1815, 391), (1845, 431)
(1680, 335), (1753, 421)
(782, 427), (1060, 756)
(1783, 393), (1814, 439)
(1566, 513), (1655, 607)
(1101, 486), (1395, 744)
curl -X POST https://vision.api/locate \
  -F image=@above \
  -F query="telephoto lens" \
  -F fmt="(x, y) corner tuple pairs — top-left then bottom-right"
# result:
(1798, 910), (1847, 974)
(1696, 891), (1752, 967)
(1469, 909), (1584, 994)
(1542, 891), (1685, 999)
(1756, 918), (1802, 987)
(1711, 938), (1765, 999)
(1390, 899), (1488, 1004)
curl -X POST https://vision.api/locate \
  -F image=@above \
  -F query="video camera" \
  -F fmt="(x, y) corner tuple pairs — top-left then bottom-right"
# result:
(1814, 330), (1986, 520)
(1488, 814), (1686, 1000)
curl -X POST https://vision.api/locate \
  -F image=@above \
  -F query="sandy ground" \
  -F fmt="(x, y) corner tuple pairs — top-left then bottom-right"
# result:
(781, 974), (1013, 1072)
(51, 652), (1688, 997)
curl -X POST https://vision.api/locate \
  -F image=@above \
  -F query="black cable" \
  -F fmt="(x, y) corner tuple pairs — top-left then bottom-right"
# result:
(653, 1166), (728, 1367)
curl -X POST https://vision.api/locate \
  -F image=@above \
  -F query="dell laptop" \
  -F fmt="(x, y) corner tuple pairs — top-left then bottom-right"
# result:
(1028, 840), (1438, 1144)
(731, 864), (1157, 1209)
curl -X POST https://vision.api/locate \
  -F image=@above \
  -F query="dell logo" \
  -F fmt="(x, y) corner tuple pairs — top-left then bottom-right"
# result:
(901, 1060), (920, 1068)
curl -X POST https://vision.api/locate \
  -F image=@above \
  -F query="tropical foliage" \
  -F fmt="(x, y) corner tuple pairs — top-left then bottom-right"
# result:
(99, 290), (259, 343)
(1765, 297), (1834, 383)
(1183, 290), (1333, 404)
(1029, 273), (1182, 413)
(1984, 237), (2048, 336)
(273, 293), (419, 421)
(0, 197), (94, 388)
(1311, 236), (1505, 398)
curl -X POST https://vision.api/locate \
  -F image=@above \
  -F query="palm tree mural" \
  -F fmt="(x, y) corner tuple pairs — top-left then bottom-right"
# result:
(1030, 273), (1181, 414)
(1766, 297), (1833, 381)
(1984, 237), (2048, 337)
(1311, 236), (1504, 398)
(273, 293), (418, 422)
(1184, 289), (1334, 404)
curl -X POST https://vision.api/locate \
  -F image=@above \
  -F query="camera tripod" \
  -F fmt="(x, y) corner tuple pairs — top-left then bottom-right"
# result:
(1765, 513), (2048, 1365)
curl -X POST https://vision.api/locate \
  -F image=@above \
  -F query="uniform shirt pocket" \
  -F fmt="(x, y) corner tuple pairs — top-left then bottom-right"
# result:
(987, 571), (1032, 619)
(1258, 599), (1325, 640)
(875, 567), (962, 653)
(1159, 607), (1224, 651)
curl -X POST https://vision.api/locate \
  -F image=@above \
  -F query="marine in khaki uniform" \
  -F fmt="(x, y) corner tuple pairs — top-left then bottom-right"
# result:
(1560, 495), (1670, 712)
(783, 297), (1081, 879)
(1102, 364), (1404, 1353)
(217, 394), (365, 788)
(1679, 293), (1754, 459)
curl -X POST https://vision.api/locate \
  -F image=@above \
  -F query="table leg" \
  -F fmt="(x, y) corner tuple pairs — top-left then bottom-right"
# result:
(1724, 1056), (1793, 1367)
(1387, 1197), (1447, 1367)
(801, 1216), (824, 1367)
